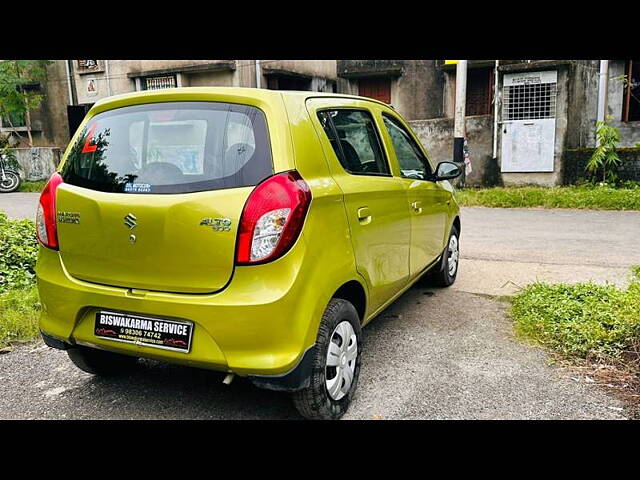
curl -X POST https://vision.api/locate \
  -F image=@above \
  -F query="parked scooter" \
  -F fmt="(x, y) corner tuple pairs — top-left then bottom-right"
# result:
(0, 153), (21, 193)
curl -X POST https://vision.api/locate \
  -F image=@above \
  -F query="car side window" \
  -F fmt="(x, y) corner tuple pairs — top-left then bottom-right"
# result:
(382, 114), (432, 180)
(317, 109), (390, 176)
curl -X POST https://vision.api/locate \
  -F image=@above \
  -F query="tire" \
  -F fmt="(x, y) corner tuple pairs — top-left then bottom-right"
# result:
(292, 298), (362, 420)
(0, 171), (21, 193)
(428, 225), (460, 287)
(67, 345), (139, 376)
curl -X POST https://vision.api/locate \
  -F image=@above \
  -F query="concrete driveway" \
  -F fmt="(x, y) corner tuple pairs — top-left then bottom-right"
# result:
(0, 192), (39, 221)
(1, 193), (637, 419)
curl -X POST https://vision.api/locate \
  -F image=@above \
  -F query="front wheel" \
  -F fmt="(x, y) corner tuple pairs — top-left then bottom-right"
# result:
(292, 298), (362, 420)
(0, 171), (21, 193)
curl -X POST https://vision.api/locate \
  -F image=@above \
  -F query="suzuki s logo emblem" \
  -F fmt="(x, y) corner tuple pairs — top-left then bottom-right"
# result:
(124, 213), (137, 229)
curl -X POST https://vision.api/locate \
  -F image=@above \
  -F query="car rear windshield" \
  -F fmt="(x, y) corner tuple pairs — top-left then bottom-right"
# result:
(61, 101), (273, 194)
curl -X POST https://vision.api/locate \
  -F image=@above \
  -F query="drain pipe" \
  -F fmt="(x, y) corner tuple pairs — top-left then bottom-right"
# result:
(596, 60), (609, 146)
(105, 60), (112, 97)
(492, 60), (500, 160)
(65, 60), (75, 106)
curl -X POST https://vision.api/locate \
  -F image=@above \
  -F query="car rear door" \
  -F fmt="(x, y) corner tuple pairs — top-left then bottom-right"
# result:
(306, 98), (411, 313)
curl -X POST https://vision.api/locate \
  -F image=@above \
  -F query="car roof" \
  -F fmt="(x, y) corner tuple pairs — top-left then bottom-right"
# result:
(90, 86), (392, 112)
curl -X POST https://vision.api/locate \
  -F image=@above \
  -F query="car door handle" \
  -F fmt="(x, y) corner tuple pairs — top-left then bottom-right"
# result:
(411, 201), (422, 214)
(357, 207), (371, 224)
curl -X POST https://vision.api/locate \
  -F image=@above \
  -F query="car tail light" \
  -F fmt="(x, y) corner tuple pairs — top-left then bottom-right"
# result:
(236, 170), (312, 265)
(36, 172), (64, 250)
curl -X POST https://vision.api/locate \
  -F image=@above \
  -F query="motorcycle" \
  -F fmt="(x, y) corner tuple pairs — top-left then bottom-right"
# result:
(0, 152), (21, 193)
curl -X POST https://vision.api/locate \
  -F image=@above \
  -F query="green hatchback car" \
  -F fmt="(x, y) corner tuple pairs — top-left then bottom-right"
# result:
(36, 87), (461, 419)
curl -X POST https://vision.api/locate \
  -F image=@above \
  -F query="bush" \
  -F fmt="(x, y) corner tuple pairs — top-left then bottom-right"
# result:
(0, 212), (38, 292)
(511, 270), (640, 362)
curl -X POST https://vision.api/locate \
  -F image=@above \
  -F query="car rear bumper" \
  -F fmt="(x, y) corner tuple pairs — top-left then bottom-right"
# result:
(36, 238), (320, 385)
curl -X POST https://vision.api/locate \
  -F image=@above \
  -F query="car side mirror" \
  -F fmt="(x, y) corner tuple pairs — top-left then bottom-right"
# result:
(434, 161), (461, 181)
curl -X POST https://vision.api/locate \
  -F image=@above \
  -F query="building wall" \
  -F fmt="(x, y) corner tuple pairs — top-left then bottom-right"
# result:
(409, 115), (495, 186)
(607, 60), (640, 147)
(261, 60), (337, 80)
(41, 61), (73, 148)
(565, 60), (599, 149)
(563, 147), (640, 183)
(184, 70), (235, 87)
(336, 60), (444, 121)
(496, 64), (570, 187)
(411, 62), (602, 187)
(32, 60), (337, 151)
(393, 61), (444, 120)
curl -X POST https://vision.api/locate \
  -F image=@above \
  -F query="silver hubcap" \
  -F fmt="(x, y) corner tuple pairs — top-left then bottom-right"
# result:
(447, 235), (459, 276)
(325, 321), (358, 401)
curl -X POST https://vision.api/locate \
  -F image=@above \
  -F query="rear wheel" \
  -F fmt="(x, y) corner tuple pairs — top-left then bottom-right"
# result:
(292, 298), (362, 420)
(0, 171), (21, 193)
(67, 345), (139, 376)
(427, 225), (460, 287)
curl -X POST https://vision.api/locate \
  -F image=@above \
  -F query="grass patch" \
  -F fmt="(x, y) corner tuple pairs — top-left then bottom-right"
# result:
(511, 268), (640, 415)
(456, 185), (640, 210)
(18, 181), (46, 193)
(512, 279), (640, 361)
(0, 287), (40, 349)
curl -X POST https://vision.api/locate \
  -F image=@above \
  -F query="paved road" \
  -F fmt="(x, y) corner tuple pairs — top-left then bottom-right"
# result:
(455, 207), (640, 296)
(0, 192), (39, 221)
(1, 193), (637, 419)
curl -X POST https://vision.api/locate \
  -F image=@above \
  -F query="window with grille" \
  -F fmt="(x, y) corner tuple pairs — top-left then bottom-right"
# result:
(502, 74), (557, 121)
(144, 75), (177, 90)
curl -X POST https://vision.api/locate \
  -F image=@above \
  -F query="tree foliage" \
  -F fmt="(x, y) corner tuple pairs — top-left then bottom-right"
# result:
(0, 60), (53, 146)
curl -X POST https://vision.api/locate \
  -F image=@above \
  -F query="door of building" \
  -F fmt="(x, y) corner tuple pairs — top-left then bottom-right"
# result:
(358, 77), (391, 104)
(500, 70), (557, 172)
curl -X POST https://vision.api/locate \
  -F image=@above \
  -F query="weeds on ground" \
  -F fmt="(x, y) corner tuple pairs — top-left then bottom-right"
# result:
(511, 267), (640, 416)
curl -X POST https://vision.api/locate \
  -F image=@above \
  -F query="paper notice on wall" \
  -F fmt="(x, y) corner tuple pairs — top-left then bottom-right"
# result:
(463, 139), (472, 175)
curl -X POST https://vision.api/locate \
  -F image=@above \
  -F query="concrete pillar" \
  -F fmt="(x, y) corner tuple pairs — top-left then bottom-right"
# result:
(453, 60), (467, 163)
(255, 60), (262, 88)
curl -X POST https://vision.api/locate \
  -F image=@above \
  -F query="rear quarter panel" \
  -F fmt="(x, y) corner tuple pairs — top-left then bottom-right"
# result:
(281, 93), (368, 343)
